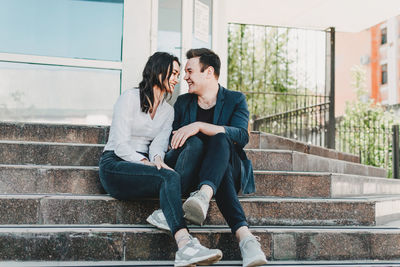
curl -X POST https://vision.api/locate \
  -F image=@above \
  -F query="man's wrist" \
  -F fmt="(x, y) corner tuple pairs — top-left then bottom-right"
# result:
(195, 121), (203, 132)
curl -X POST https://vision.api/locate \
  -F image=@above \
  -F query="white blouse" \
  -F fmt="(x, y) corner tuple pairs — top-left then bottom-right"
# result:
(104, 88), (174, 163)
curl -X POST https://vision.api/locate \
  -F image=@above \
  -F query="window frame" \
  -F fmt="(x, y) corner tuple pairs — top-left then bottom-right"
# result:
(381, 63), (388, 85)
(381, 27), (387, 45)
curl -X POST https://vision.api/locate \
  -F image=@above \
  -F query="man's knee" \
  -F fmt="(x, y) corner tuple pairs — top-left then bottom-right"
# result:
(208, 133), (229, 147)
(184, 136), (204, 152)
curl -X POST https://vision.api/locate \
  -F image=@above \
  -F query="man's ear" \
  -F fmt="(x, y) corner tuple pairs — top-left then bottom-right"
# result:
(207, 66), (215, 78)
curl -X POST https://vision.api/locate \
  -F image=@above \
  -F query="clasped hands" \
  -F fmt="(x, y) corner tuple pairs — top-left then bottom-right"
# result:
(141, 122), (200, 170)
(141, 155), (173, 170)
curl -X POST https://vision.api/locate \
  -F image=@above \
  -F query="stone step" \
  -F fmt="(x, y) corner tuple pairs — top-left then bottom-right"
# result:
(0, 226), (399, 261)
(1, 194), (399, 226)
(0, 122), (359, 164)
(253, 171), (400, 198)
(248, 132), (360, 163)
(0, 141), (103, 166)
(0, 165), (103, 195)
(1, 165), (399, 198)
(2, 260), (400, 266)
(247, 149), (387, 177)
(0, 141), (387, 177)
(0, 122), (109, 144)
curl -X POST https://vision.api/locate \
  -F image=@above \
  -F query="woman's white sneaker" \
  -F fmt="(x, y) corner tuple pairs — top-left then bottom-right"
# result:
(239, 235), (267, 267)
(146, 209), (170, 231)
(174, 236), (222, 267)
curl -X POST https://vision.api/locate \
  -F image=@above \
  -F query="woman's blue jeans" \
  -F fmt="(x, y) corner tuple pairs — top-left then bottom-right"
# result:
(99, 151), (187, 235)
(165, 133), (248, 234)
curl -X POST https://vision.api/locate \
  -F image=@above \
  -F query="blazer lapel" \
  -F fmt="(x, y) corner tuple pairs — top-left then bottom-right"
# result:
(189, 94), (198, 123)
(213, 85), (225, 124)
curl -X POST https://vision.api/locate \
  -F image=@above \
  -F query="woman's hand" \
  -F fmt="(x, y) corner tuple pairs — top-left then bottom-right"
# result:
(141, 158), (156, 167)
(154, 155), (173, 170)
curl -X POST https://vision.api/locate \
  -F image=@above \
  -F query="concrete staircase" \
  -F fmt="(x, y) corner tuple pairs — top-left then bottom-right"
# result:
(1, 122), (400, 266)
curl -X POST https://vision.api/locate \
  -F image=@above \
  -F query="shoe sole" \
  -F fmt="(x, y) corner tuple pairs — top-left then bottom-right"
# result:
(244, 257), (268, 267)
(174, 263), (195, 267)
(196, 251), (223, 265)
(175, 250), (223, 267)
(146, 215), (170, 231)
(174, 264), (195, 267)
(182, 198), (206, 225)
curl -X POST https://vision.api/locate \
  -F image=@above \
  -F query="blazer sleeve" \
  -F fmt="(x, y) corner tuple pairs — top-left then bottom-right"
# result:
(223, 93), (250, 148)
(172, 96), (183, 132)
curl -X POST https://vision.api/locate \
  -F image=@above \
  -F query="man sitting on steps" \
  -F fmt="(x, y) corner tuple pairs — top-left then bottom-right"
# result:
(147, 48), (267, 267)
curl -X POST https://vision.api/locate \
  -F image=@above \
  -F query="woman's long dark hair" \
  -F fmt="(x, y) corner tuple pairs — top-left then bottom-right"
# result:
(139, 52), (180, 113)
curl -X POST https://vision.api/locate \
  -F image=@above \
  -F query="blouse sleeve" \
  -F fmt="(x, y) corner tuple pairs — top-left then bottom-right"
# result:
(112, 92), (147, 163)
(149, 107), (174, 162)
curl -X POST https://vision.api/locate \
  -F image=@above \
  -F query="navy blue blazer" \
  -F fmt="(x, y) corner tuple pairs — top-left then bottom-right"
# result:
(172, 85), (255, 194)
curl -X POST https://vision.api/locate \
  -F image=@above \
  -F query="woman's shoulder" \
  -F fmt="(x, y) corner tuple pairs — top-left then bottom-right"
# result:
(118, 88), (140, 102)
(114, 88), (140, 112)
(163, 101), (174, 115)
(121, 88), (140, 97)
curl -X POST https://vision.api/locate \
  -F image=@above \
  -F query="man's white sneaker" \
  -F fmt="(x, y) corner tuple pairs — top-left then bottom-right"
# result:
(174, 235), (222, 267)
(239, 235), (267, 267)
(146, 209), (170, 231)
(183, 190), (210, 225)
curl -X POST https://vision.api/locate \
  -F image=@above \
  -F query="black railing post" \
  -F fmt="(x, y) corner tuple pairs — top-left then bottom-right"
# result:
(326, 27), (336, 149)
(393, 125), (399, 179)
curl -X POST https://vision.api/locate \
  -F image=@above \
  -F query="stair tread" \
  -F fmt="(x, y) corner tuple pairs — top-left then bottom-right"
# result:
(1, 192), (400, 202)
(0, 224), (400, 231)
(0, 260), (399, 267)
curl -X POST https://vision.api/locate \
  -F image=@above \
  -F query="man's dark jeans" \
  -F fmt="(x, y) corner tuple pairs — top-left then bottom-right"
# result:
(165, 133), (248, 233)
(99, 151), (187, 235)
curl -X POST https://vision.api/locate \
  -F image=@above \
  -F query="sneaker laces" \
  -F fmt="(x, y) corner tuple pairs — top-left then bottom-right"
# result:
(178, 235), (206, 250)
(177, 234), (193, 247)
(241, 235), (261, 249)
(189, 190), (199, 197)
(190, 190), (208, 202)
(191, 237), (206, 249)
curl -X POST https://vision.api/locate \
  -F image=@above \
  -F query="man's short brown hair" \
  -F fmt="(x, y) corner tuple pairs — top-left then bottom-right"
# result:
(186, 48), (220, 78)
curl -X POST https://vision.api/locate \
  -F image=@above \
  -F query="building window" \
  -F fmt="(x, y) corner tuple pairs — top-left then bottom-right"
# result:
(192, 0), (213, 49)
(0, 0), (124, 125)
(381, 28), (387, 45)
(381, 64), (388, 85)
(158, 0), (182, 59)
(0, 0), (124, 61)
(158, 0), (182, 98)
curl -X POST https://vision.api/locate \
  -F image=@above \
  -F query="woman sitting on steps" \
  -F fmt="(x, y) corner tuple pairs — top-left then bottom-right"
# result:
(98, 52), (222, 267)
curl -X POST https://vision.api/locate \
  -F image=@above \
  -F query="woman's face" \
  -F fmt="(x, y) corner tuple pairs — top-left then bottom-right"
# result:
(165, 60), (180, 93)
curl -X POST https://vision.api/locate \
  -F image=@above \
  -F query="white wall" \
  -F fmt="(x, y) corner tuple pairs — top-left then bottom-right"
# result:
(121, 0), (154, 92)
(213, 0), (228, 87)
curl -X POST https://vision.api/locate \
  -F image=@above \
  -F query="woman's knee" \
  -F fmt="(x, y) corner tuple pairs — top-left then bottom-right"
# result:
(162, 169), (181, 185)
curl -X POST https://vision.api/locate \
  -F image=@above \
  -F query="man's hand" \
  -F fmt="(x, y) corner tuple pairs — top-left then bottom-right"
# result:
(171, 122), (200, 149)
(154, 155), (173, 170)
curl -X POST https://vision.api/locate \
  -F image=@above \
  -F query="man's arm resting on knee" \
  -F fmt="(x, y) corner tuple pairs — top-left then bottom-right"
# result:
(170, 122), (225, 149)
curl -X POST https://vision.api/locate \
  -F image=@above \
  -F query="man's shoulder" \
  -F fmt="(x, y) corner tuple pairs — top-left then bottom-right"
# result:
(221, 86), (246, 102)
(175, 93), (195, 104)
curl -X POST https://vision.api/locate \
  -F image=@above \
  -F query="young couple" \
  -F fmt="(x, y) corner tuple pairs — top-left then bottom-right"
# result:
(99, 48), (267, 267)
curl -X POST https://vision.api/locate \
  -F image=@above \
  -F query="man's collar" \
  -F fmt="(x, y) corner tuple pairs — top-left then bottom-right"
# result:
(216, 84), (225, 102)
